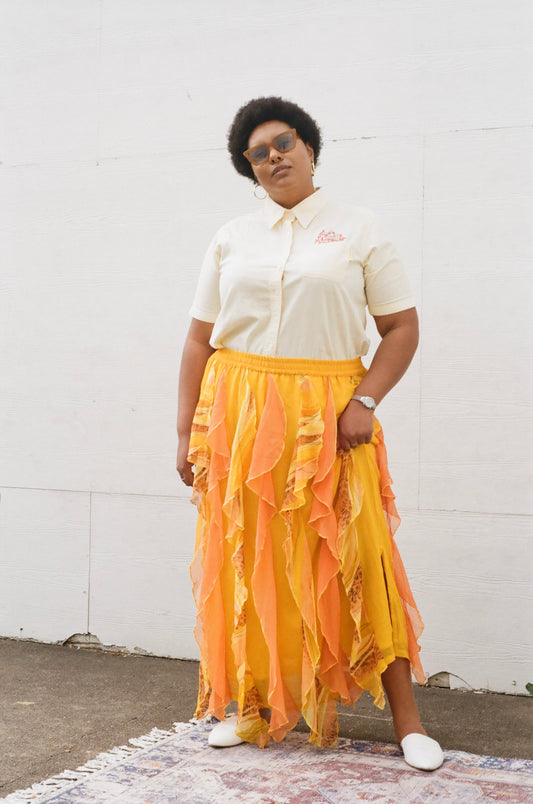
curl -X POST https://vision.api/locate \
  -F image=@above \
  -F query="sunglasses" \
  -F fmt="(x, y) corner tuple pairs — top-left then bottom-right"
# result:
(243, 128), (299, 166)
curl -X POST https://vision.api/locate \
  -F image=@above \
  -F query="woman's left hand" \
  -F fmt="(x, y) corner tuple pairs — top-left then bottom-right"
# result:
(337, 400), (375, 451)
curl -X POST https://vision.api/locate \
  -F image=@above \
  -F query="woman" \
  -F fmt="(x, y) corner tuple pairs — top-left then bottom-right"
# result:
(177, 97), (443, 771)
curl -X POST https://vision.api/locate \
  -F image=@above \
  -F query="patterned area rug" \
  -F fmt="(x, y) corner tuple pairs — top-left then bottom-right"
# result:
(4, 719), (533, 803)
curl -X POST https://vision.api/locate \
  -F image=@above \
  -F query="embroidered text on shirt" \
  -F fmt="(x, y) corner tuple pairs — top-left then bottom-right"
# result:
(314, 229), (347, 244)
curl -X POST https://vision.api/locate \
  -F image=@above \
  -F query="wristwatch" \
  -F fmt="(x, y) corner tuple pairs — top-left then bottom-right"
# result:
(350, 394), (376, 411)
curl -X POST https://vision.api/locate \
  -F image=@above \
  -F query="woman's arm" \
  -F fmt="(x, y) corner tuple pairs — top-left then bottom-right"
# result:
(337, 307), (419, 451)
(176, 318), (215, 485)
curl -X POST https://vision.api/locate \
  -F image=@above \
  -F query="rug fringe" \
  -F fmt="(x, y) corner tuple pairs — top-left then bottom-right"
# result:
(4, 720), (213, 803)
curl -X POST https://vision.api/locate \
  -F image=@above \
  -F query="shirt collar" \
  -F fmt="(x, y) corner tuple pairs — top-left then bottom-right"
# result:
(263, 187), (327, 229)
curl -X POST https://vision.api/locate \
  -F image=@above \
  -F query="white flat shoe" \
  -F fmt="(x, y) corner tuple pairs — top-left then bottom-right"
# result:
(208, 714), (245, 747)
(400, 733), (444, 771)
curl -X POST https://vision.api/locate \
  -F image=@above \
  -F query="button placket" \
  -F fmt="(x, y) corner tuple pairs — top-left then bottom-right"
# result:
(268, 215), (295, 354)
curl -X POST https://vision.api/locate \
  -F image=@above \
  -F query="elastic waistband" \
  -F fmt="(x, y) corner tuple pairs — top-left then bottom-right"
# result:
(210, 349), (366, 378)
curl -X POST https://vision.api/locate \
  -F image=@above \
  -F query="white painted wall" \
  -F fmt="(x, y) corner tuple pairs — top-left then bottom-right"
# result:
(1, 1), (532, 694)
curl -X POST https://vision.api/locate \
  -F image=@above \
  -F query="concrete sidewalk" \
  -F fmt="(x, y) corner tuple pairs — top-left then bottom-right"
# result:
(1, 637), (532, 799)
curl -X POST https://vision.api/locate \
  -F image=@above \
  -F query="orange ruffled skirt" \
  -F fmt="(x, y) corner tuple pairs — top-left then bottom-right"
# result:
(188, 349), (425, 748)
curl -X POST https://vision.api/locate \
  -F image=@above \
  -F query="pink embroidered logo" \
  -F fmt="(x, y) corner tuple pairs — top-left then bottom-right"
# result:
(314, 229), (346, 244)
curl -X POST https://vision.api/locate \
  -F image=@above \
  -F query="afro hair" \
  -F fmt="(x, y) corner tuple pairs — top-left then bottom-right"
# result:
(227, 96), (323, 182)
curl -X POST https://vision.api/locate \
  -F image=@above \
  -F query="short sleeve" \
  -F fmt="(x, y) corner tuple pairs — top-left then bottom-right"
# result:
(188, 232), (222, 323)
(362, 212), (415, 316)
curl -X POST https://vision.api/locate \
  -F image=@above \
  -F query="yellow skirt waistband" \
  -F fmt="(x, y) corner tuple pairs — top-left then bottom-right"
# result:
(210, 348), (365, 378)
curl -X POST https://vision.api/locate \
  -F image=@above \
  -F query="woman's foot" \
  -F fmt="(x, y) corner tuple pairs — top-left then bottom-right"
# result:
(381, 658), (444, 770)
(400, 733), (444, 771)
(207, 707), (271, 747)
(208, 714), (245, 747)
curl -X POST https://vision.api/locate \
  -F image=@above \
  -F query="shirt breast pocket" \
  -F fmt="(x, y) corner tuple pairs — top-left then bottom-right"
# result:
(291, 240), (352, 283)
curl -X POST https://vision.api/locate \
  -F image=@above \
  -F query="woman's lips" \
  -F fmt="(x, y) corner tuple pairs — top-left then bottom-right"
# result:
(272, 165), (290, 177)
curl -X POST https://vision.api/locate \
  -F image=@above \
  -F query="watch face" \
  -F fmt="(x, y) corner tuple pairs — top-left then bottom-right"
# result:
(351, 394), (376, 409)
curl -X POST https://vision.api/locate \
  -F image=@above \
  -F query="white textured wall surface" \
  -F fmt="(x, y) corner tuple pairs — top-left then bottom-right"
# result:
(1, 1), (532, 694)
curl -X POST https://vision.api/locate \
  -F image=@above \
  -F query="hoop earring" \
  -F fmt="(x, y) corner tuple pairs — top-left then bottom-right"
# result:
(253, 184), (267, 200)
(311, 161), (315, 176)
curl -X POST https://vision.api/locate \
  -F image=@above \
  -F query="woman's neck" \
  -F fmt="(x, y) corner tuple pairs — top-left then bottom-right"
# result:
(269, 182), (317, 209)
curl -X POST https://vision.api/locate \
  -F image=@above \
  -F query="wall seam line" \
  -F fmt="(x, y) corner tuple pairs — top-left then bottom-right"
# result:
(417, 135), (426, 511)
(87, 491), (92, 635)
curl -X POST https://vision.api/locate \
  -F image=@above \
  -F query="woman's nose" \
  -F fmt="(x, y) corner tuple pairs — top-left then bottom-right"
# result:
(268, 146), (283, 162)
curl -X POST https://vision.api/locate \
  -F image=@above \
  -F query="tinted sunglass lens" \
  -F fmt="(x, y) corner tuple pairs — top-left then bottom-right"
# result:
(249, 146), (268, 164)
(274, 132), (295, 152)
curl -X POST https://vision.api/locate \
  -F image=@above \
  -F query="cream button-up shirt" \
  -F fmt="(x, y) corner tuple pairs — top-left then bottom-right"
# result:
(189, 188), (415, 360)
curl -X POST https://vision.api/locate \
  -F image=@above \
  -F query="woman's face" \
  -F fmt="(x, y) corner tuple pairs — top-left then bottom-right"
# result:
(247, 119), (315, 208)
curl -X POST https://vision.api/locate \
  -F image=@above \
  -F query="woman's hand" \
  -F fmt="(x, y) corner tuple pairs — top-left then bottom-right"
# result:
(337, 400), (375, 451)
(176, 436), (194, 486)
